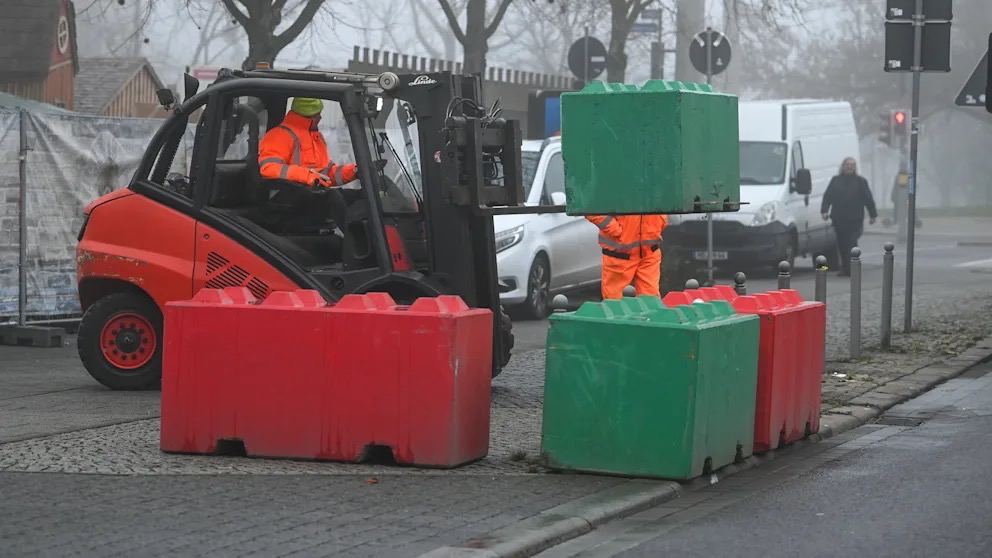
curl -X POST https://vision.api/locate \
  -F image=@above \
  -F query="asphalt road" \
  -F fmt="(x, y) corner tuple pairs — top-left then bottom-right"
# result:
(538, 359), (992, 558)
(513, 222), (992, 352)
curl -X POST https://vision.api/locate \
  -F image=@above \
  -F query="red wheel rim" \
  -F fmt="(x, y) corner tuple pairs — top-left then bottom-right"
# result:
(100, 312), (156, 370)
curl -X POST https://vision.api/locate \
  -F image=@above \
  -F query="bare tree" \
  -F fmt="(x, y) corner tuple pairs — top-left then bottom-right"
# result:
(497, 0), (609, 75)
(436, 0), (514, 74)
(606, 0), (659, 81)
(220, 0), (326, 69)
(411, 0), (461, 61)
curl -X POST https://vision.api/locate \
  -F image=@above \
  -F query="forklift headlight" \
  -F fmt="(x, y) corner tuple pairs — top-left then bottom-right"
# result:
(495, 225), (525, 254)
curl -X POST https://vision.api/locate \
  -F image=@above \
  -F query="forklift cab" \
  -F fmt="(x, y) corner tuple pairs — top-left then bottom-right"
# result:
(77, 68), (539, 390)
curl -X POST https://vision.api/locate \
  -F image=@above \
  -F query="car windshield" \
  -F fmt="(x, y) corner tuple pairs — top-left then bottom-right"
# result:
(740, 141), (788, 185)
(521, 151), (540, 199)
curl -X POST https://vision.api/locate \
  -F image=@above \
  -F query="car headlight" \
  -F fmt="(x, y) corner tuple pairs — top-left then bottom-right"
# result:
(495, 225), (525, 253)
(752, 202), (777, 226)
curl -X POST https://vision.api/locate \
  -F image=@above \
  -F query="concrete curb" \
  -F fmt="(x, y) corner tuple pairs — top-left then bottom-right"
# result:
(423, 334), (992, 558)
(816, 334), (992, 440)
(419, 481), (681, 558)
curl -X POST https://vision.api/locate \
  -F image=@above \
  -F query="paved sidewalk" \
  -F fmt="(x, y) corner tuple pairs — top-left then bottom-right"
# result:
(2, 247), (992, 556)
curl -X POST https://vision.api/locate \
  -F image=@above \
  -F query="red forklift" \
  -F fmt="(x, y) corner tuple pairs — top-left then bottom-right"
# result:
(76, 67), (559, 389)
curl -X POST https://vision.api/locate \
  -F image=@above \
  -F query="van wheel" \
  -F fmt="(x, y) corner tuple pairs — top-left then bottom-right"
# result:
(78, 292), (162, 390)
(520, 255), (551, 320)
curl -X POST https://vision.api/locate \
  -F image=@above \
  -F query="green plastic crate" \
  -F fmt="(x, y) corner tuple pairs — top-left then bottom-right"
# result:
(560, 81), (740, 215)
(541, 297), (759, 480)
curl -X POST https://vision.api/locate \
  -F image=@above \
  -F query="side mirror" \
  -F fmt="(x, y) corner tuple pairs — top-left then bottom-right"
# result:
(156, 88), (176, 109)
(550, 191), (567, 206)
(183, 73), (200, 101)
(793, 168), (812, 195)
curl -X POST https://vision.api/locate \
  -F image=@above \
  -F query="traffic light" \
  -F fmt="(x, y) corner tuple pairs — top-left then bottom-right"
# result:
(879, 110), (892, 145)
(892, 109), (908, 141)
(879, 109), (909, 147)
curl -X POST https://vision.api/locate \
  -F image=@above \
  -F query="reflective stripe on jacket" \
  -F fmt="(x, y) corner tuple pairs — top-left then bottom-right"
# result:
(257, 111), (357, 186)
(586, 214), (668, 258)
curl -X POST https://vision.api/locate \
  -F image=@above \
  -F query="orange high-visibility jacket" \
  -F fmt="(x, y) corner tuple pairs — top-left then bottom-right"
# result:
(258, 111), (357, 187)
(586, 214), (668, 259)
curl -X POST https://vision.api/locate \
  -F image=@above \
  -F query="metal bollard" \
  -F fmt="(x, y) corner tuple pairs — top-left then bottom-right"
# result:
(814, 255), (828, 303)
(622, 285), (636, 298)
(850, 247), (862, 359)
(777, 261), (791, 290)
(684, 278), (700, 290)
(881, 242), (895, 349)
(734, 272), (747, 295)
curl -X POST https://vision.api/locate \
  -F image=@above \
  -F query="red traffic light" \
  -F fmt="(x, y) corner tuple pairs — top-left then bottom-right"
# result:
(894, 111), (906, 124)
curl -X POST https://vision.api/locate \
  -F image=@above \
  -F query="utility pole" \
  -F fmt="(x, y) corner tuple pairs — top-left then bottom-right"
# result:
(903, 0), (923, 333)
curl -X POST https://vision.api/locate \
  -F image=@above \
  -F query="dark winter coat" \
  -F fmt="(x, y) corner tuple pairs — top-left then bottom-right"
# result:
(821, 174), (878, 224)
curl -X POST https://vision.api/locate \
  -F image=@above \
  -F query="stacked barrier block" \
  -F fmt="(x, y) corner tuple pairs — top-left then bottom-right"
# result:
(541, 296), (759, 480)
(160, 288), (493, 468)
(664, 287), (825, 452)
(560, 80), (740, 215)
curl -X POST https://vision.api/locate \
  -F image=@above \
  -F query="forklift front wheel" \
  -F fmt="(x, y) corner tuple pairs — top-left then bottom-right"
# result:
(78, 292), (163, 390)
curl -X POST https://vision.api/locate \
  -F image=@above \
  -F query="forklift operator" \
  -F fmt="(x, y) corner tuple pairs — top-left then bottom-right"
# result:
(258, 97), (358, 188)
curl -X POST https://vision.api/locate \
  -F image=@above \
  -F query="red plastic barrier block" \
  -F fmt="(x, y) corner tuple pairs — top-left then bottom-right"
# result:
(161, 290), (493, 468)
(664, 286), (825, 453)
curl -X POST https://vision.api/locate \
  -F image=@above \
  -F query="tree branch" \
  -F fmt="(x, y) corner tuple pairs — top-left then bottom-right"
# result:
(221, 0), (251, 29)
(274, 0), (325, 50)
(437, 0), (467, 44)
(484, 0), (514, 39)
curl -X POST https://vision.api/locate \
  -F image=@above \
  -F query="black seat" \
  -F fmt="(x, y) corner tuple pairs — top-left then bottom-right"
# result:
(209, 103), (263, 210)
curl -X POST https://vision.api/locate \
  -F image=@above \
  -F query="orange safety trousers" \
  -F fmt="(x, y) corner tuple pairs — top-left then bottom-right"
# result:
(601, 248), (662, 300)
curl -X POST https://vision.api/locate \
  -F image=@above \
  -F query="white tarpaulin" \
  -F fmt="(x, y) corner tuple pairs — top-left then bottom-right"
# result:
(0, 109), (191, 319)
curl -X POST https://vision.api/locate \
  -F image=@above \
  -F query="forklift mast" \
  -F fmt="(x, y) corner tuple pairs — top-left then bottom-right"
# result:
(386, 71), (524, 319)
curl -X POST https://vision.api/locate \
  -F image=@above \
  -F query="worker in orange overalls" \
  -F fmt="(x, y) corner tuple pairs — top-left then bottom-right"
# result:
(258, 97), (358, 232)
(586, 214), (668, 299)
(258, 97), (357, 188)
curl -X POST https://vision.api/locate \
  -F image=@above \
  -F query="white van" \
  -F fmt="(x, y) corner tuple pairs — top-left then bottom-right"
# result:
(664, 100), (859, 280)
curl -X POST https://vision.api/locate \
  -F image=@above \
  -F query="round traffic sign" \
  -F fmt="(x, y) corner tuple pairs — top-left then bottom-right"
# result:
(689, 29), (732, 77)
(568, 37), (608, 81)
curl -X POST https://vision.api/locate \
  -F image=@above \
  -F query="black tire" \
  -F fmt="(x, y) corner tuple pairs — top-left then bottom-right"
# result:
(520, 254), (551, 320)
(495, 307), (513, 377)
(77, 292), (163, 390)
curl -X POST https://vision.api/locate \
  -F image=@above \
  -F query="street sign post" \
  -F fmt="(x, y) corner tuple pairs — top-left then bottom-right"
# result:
(689, 29), (732, 77)
(955, 50), (988, 107)
(631, 22), (659, 34)
(883, 0), (952, 333)
(687, 28), (732, 285)
(567, 33), (607, 82)
(886, 0), (952, 20)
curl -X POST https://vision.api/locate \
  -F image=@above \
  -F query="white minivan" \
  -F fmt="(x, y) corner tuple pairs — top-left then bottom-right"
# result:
(664, 100), (859, 281)
(493, 137), (600, 318)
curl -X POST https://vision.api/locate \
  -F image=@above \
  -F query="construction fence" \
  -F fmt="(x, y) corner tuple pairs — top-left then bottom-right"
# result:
(0, 108), (193, 320)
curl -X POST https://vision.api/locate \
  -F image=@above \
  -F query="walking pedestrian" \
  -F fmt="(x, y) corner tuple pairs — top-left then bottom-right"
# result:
(821, 157), (878, 276)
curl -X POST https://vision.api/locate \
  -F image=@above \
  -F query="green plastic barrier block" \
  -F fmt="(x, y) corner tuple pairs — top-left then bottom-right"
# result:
(561, 81), (740, 215)
(541, 297), (759, 480)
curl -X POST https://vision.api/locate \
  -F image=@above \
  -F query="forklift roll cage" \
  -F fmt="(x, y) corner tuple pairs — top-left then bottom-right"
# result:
(130, 67), (565, 374)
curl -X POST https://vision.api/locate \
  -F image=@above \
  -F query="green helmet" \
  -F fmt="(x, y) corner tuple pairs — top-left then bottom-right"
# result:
(291, 97), (323, 117)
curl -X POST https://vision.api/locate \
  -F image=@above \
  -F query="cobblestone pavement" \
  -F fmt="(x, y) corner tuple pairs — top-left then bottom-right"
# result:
(0, 472), (625, 558)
